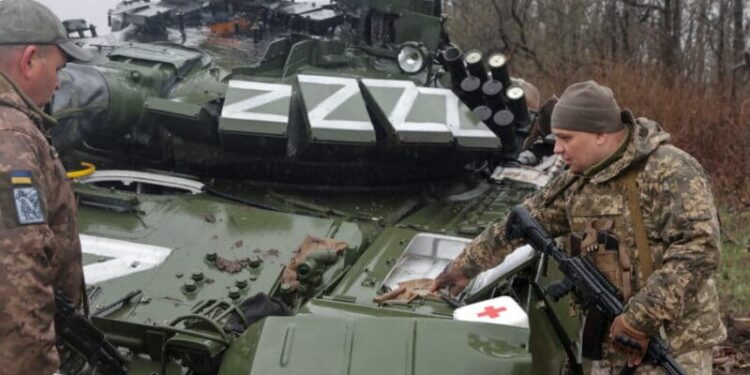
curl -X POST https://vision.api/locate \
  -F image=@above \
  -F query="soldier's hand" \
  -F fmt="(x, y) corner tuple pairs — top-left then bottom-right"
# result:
(429, 261), (471, 296)
(609, 314), (649, 367)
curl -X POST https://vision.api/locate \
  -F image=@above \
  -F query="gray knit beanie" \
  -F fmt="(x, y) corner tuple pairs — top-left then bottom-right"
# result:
(551, 80), (623, 133)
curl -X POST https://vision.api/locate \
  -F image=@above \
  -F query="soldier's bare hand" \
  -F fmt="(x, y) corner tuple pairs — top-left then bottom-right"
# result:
(609, 314), (649, 367)
(429, 262), (471, 296)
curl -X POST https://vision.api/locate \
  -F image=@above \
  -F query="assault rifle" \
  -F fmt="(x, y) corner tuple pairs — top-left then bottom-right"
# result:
(55, 292), (128, 375)
(505, 205), (685, 375)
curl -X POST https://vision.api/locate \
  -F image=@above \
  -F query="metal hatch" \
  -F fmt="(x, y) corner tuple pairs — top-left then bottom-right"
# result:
(78, 170), (205, 195)
(108, 43), (204, 77)
(381, 233), (470, 291)
(381, 233), (537, 295)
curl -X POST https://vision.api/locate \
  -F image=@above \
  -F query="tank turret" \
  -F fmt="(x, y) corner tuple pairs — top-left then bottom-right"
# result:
(52, 0), (537, 185)
(49, 2), (571, 375)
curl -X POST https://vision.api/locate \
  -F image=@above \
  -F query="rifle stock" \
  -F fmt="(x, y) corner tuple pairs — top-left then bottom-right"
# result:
(55, 292), (128, 375)
(505, 205), (686, 375)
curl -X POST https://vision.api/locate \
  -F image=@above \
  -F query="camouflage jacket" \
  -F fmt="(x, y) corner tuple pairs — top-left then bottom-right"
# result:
(456, 117), (726, 355)
(0, 72), (82, 375)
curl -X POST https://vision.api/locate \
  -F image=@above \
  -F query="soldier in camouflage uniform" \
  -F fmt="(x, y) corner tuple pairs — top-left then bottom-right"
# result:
(431, 80), (726, 374)
(0, 1), (92, 374)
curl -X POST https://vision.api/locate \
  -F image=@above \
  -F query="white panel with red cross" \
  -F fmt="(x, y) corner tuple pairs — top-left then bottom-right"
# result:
(452, 296), (529, 328)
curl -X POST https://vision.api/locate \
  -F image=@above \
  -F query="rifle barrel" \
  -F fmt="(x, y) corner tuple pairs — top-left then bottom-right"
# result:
(506, 205), (686, 375)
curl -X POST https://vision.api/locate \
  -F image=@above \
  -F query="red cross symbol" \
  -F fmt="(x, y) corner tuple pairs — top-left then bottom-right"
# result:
(477, 305), (507, 319)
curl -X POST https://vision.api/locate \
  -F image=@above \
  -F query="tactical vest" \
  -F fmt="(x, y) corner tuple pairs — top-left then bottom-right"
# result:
(566, 167), (652, 303)
(537, 122), (726, 357)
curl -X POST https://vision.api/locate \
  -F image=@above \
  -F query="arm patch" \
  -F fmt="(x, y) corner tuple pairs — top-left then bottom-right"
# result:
(7, 170), (45, 225)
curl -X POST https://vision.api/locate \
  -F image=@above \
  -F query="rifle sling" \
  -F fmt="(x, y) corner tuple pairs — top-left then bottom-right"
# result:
(623, 168), (654, 281)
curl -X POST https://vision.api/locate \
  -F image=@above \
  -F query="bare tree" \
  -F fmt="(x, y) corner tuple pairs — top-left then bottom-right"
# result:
(732, 0), (744, 60)
(445, 0), (747, 91)
(730, 0), (745, 101)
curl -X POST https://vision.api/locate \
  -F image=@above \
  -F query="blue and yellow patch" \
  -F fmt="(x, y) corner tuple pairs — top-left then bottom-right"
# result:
(8, 170), (44, 225)
(10, 170), (32, 185)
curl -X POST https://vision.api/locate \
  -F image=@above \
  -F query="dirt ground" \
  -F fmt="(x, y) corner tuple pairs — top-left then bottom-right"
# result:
(714, 316), (750, 374)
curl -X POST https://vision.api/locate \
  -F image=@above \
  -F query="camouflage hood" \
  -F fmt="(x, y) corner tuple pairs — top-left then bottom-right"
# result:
(0, 71), (57, 132)
(589, 110), (672, 184)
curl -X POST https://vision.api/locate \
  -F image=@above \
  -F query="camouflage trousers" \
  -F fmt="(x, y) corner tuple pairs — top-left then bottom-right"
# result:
(586, 348), (713, 375)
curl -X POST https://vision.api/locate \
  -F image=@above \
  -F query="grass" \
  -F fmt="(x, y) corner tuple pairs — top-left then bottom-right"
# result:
(718, 207), (750, 316)
(715, 207), (750, 373)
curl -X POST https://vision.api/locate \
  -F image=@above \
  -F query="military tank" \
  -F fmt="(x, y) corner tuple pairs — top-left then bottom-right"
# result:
(50, 1), (577, 374)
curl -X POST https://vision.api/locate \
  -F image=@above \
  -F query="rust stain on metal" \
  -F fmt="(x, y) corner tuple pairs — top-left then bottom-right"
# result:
(214, 256), (250, 273)
(280, 236), (348, 291)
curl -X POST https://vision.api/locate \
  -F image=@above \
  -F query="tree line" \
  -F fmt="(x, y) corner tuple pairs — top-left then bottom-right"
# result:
(446, 0), (747, 97)
(445, 0), (749, 201)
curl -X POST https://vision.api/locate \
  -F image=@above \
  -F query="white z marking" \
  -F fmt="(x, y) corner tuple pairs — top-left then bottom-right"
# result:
(361, 79), (457, 134)
(221, 80), (292, 123)
(298, 75), (371, 130)
(81, 234), (172, 284)
(411, 87), (461, 132)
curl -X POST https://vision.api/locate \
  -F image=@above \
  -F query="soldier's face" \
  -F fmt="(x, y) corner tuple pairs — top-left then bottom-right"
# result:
(552, 128), (606, 173)
(24, 46), (66, 107)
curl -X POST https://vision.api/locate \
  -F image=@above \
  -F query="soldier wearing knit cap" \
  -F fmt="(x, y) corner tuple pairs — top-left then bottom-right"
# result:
(549, 80), (629, 174)
(433, 80), (725, 374)
(551, 80), (623, 133)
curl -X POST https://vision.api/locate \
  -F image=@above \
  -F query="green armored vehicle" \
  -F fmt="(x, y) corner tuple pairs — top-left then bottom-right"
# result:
(50, 1), (576, 374)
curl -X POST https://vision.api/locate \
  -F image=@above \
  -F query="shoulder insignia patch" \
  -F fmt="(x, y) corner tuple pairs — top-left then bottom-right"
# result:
(10, 170), (32, 185)
(10, 170), (45, 225)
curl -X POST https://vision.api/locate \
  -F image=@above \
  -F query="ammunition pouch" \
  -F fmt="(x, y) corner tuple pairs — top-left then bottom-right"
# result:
(570, 219), (632, 301)
(569, 219), (636, 359)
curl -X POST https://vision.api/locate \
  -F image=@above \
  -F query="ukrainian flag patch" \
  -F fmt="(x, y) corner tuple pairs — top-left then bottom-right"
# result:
(9, 170), (44, 225)
(10, 170), (32, 185)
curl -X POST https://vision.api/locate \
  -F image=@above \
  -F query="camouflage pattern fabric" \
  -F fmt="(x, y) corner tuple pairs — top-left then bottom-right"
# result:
(588, 347), (713, 374)
(0, 72), (83, 375)
(454, 117), (726, 367)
